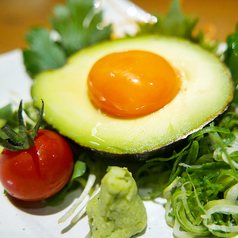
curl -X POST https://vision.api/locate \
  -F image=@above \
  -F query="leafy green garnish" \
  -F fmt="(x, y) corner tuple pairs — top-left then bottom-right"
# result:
(224, 23), (238, 107)
(137, 0), (220, 53)
(51, 0), (111, 56)
(69, 160), (87, 183)
(23, 28), (67, 78)
(139, 0), (198, 39)
(136, 113), (238, 237)
(23, 0), (112, 78)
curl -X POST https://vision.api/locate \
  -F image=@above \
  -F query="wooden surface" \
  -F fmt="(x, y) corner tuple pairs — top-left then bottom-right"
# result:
(0, 0), (237, 54)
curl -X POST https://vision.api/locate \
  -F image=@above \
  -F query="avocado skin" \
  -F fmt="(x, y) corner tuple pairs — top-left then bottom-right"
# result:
(80, 137), (187, 163)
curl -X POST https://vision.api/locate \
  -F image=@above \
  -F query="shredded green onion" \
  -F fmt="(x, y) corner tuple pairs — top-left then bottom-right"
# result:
(137, 112), (238, 237)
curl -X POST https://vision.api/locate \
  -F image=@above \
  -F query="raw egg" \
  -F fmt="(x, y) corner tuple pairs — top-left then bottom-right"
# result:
(87, 50), (181, 118)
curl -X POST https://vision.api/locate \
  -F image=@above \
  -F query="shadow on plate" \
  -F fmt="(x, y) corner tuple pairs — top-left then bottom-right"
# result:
(6, 187), (83, 216)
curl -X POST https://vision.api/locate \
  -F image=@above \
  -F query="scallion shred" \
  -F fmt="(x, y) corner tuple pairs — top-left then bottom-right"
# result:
(136, 111), (238, 237)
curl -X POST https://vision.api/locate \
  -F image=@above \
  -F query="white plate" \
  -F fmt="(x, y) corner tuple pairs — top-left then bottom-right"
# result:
(0, 1), (173, 237)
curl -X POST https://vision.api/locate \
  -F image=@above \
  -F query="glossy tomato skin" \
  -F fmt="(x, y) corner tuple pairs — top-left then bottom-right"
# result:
(0, 129), (74, 201)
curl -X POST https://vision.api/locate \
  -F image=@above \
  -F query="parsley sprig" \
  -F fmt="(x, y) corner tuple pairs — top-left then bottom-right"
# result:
(23, 0), (112, 78)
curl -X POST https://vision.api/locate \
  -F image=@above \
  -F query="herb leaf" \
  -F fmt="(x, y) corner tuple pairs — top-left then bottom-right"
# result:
(138, 0), (219, 53)
(138, 0), (197, 39)
(51, 0), (111, 56)
(23, 28), (67, 78)
(224, 24), (238, 107)
(23, 0), (112, 78)
(70, 160), (87, 183)
(157, 0), (198, 39)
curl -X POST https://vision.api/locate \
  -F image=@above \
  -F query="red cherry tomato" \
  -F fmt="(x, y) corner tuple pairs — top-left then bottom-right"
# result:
(0, 129), (74, 202)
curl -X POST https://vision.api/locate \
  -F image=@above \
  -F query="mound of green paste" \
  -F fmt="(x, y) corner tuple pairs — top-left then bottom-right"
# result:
(86, 166), (147, 238)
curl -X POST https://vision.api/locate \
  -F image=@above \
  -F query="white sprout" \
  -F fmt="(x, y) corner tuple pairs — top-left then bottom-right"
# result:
(58, 173), (97, 224)
(71, 184), (100, 225)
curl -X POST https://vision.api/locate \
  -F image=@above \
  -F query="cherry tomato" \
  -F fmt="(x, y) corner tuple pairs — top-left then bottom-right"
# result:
(0, 129), (74, 201)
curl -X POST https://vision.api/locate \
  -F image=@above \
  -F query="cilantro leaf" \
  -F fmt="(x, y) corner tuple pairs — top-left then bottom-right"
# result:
(51, 0), (111, 56)
(138, 0), (197, 39)
(23, 28), (67, 78)
(23, 0), (112, 78)
(156, 0), (198, 39)
(138, 0), (219, 53)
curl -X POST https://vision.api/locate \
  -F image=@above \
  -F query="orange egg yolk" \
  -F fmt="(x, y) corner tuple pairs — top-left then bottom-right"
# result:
(87, 50), (181, 118)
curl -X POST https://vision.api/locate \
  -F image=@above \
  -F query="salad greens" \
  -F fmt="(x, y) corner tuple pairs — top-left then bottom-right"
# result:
(50, 0), (111, 56)
(136, 116), (238, 237)
(1, 0), (238, 237)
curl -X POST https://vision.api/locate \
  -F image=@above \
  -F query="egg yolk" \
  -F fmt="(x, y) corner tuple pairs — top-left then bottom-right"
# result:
(88, 50), (181, 118)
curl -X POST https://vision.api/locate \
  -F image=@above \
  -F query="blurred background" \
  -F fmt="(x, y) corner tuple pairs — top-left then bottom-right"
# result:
(0, 0), (237, 54)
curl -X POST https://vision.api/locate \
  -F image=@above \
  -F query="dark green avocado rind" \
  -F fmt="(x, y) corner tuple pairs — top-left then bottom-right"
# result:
(31, 35), (234, 161)
(81, 137), (187, 162)
(81, 110), (231, 162)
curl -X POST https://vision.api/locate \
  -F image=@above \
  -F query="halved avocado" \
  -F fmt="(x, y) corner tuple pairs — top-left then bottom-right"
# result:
(31, 35), (233, 161)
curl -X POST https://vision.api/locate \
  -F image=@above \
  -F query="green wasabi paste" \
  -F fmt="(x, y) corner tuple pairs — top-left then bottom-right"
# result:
(86, 166), (147, 238)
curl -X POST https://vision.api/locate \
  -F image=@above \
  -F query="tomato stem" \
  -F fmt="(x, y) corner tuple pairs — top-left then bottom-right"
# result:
(0, 99), (44, 151)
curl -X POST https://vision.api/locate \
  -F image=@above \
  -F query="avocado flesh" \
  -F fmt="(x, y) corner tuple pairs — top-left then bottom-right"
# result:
(86, 166), (147, 238)
(31, 35), (233, 158)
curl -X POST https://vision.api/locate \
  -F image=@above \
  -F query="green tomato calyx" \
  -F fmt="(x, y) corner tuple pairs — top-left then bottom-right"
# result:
(0, 99), (44, 151)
